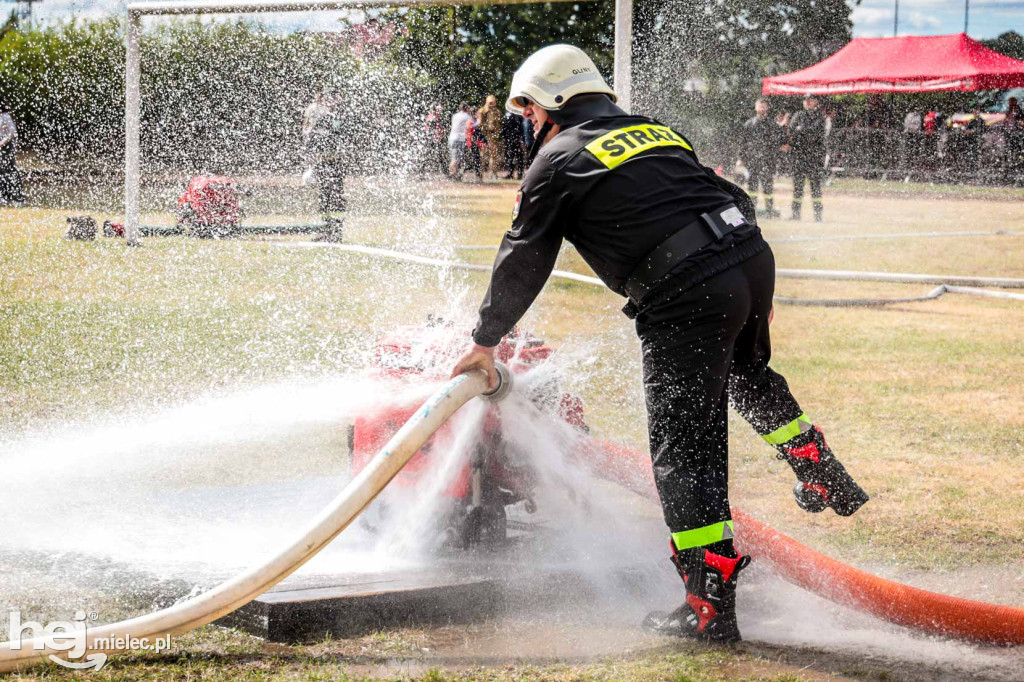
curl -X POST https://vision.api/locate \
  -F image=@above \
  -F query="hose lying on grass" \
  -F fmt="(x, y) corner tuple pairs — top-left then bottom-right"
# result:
(581, 440), (1024, 646)
(285, 242), (1024, 307)
(775, 284), (1024, 306)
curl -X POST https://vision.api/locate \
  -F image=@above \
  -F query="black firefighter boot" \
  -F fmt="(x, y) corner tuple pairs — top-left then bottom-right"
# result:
(313, 214), (344, 243)
(643, 545), (751, 643)
(789, 200), (801, 221)
(776, 425), (869, 516)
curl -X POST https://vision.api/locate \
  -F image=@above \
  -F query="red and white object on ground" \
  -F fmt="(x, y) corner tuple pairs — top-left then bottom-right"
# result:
(176, 176), (244, 238)
(350, 319), (586, 547)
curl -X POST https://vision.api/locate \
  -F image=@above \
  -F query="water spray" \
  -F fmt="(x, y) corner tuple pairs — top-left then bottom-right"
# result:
(0, 364), (512, 673)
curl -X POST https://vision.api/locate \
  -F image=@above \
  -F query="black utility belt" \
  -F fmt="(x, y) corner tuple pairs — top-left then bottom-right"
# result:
(623, 203), (749, 303)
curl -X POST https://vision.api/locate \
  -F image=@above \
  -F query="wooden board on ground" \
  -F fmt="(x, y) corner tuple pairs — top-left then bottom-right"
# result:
(219, 557), (651, 642)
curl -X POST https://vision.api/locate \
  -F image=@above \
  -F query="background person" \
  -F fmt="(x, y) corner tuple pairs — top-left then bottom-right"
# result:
(741, 98), (781, 217)
(478, 94), (505, 180)
(774, 110), (792, 177)
(500, 111), (526, 180)
(450, 44), (867, 645)
(304, 90), (346, 241)
(466, 110), (486, 183)
(522, 115), (535, 170)
(902, 108), (923, 170)
(423, 104), (447, 176)
(0, 100), (24, 205)
(448, 101), (473, 180)
(1004, 97), (1024, 176)
(788, 94), (827, 222)
(963, 105), (985, 176)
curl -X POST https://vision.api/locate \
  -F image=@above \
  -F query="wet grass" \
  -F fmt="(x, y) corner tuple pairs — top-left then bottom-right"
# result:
(1, 176), (1022, 679)
(4, 624), (872, 681)
(827, 176), (1024, 200)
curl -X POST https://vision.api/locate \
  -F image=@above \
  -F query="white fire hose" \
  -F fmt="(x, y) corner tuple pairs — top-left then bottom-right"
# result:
(0, 364), (512, 673)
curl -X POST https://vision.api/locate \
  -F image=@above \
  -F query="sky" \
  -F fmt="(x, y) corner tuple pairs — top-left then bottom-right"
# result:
(2, 0), (1023, 40)
(851, 0), (1024, 38)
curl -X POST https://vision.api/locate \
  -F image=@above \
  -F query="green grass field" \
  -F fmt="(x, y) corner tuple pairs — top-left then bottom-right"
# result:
(1, 176), (1022, 681)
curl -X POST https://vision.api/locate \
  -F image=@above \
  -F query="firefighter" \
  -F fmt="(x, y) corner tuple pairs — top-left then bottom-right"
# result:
(742, 98), (781, 218)
(304, 89), (346, 241)
(449, 45), (868, 643)
(788, 94), (828, 222)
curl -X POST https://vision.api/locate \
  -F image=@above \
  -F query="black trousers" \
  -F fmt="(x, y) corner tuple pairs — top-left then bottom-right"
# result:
(746, 160), (775, 206)
(315, 159), (346, 215)
(0, 146), (23, 204)
(635, 248), (803, 544)
(791, 156), (823, 207)
(506, 142), (525, 178)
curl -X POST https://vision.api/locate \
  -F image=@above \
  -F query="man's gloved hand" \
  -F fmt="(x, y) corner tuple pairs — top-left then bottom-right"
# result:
(450, 343), (499, 390)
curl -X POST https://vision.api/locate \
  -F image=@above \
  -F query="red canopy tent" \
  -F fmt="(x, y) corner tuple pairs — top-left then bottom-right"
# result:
(762, 33), (1024, 95)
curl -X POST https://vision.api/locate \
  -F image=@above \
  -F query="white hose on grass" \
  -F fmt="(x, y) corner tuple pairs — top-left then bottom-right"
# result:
(434, 230), (1024, 247)
(285, 243), (1024, 306)
(775, 268), (1024, 289)
(774, 285), (948, 307)
(771, 229), (1024, 243)
(0, 368), (502, 673)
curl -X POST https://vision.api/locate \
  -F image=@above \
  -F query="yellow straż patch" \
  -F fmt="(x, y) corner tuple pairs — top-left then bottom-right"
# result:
(584, 124), (692, 169)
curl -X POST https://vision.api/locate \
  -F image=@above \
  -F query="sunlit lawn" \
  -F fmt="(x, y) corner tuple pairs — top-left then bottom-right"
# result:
(1, 175), (1022, 680)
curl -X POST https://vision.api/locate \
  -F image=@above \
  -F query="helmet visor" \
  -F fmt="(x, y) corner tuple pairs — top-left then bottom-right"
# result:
(506, 93), (536, 114)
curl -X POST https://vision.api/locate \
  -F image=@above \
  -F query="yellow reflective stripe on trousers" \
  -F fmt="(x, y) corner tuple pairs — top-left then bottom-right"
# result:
(585, 124), (692, 169)
(671, 520), (734, 551)
(762, 413), (812, 445)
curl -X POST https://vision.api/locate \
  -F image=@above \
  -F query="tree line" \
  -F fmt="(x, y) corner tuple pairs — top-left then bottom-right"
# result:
(0, 5), (1020, 173)
(0, 18), (429, 173)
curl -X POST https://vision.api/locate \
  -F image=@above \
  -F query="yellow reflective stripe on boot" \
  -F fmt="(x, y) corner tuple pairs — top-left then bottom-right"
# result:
(671, 520), (735, 551)
(762, 413), (812, 445)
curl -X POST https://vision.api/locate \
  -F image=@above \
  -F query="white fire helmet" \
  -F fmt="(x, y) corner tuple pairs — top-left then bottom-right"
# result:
(505, 44), (617, 115)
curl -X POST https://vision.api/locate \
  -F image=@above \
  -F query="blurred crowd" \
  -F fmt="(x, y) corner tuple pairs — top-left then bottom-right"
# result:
(424, 96), (535, 183)
(739, 92), (1024, 184)
(889, 96), (1024, 176)
(737, 93), (1024, 219)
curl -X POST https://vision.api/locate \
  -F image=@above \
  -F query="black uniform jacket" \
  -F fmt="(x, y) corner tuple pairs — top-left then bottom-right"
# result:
(789, 108), (827, 160)
(473, 96), (768, 347)
(742, 115), (782, 167)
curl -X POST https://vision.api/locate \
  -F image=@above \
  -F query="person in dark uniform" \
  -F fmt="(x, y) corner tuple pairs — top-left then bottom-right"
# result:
(500, 111), (526, 180)
(0, 100), (24, 205)
(788, 94), (827, 222)
(742, 98), (781, 218)
(305, 90), (346, 241)
(449, 45), (868, 643)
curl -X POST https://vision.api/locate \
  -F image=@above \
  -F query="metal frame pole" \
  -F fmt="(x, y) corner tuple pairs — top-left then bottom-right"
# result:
(125, 10), (142, 246)
(614, 0), (632, 112)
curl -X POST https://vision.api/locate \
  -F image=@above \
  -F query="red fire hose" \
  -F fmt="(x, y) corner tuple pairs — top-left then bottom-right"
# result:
(584, 440), (1024, 646)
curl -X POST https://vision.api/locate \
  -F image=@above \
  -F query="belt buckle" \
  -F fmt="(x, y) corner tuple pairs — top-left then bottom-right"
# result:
(701, 205), (745, 240)
(700, 211), (724, 240)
